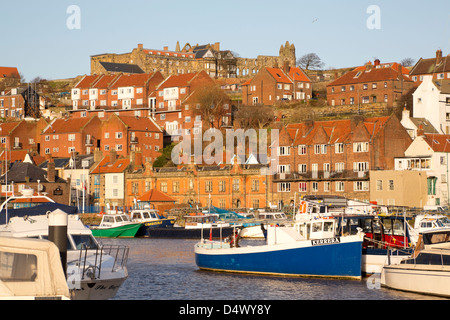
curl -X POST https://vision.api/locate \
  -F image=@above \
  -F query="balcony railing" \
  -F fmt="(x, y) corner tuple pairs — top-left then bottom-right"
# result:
(273, 170), (369, 181)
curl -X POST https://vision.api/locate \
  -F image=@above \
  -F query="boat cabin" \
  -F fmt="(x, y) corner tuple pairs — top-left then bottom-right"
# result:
(184, 213), (226, 228)
(0, 214), (99, 251)
(257, 212), (287, 220)
(130, 209), (160, 222)
(339, 215), (411, 249)
(99, 214), (131, 227)
(294, 218), (337, 240)
(414, 214), (450, 233)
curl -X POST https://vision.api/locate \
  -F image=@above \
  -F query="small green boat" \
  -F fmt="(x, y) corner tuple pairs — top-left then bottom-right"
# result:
(90, 213), (141, 238)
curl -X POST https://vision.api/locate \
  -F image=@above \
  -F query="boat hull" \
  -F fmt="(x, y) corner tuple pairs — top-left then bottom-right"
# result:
(381, 264), (450, 297)
(195, 236), (363, 279)
(71, 275), (127, 300)
(91, 223), (141, 238)
(135, 218), (176, 237)
(145, 226), (235, 239)
(362, 248), (412, 274)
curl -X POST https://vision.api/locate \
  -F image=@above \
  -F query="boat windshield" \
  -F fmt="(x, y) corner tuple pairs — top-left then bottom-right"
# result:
(149, 211), (158, 219)
(116, 215), (130, 222)
(422, 231), (450, 245)
(438, 216), (450, 225)
(71, 234), (99, 250)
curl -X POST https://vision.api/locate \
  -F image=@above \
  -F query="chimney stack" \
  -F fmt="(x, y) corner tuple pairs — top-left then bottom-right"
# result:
(436, 49), (443, 65)
(163, 46), (169, 51)
(94, 148), (103, 163)
(110, 148), (117, 162)
(137, 44), (143, 49)
(47, 158), (56, 183)
(374, 59), (380, 67)
(417, 124), (425, 137)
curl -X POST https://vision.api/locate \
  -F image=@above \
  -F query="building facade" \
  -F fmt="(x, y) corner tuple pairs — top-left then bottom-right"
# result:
(270, 115), (412, 206)
(125, 160), (269, 210)
(326, 60), (414, 108)
(241, 63), (312, 106)
(410, 49), (450, 85)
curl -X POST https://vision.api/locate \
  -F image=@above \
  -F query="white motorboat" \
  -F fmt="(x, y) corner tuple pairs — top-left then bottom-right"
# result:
(0, 210), (129, 300)
(0, 236), (70, 300)
(239, 209), (290, 239)
(381, 229), (450, 297)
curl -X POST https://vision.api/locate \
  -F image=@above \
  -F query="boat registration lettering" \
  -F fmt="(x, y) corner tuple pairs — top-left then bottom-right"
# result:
(145, 221), (162, 226)
(311, 237), (340, 246)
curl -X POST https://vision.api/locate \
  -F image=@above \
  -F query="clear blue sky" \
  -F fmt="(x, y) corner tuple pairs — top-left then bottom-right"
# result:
(1, 0), (449, 81)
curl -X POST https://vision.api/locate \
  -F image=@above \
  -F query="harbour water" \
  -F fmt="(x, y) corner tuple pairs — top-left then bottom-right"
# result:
(99, 238), (444, 301)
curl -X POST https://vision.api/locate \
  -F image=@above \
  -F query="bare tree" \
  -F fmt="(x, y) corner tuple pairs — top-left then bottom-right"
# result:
(191, 84), (231, 129)
(400, 58), (415, 67)
(297, 53), (324, 70)
(233, 105), (274, 130)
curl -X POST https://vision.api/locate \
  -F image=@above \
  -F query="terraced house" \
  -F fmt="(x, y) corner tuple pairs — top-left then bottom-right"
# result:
(271, 115), (412, 206)
(241, 62), (312, 105)
(327, 59), (414, 108)
(70, 72), (164, 119)
(149, 70), (231, 138)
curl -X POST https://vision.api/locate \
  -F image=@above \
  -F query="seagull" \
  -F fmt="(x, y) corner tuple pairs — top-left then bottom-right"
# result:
(312, 18), (318, 23)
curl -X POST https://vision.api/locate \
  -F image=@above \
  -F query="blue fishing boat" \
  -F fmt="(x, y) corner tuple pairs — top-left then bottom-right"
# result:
(195, 217), (364, 279)
(130, 209), (175, 237)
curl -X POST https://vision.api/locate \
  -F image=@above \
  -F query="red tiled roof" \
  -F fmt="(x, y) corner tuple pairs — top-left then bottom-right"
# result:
(328, 63), (412, 86)
(109, 73), (155, 88)
(74, 75), (101, 89)
(266, 67), (292, 84)
(157, 73), (198, 89)
(0, 121), (21, 135)
(91, 155), (130, 174)
(288, 116), (391, 146)
(0, 67), (20, 79)
(138, 189), (175, 202)
(92, 74), (120, 89)
(423, 134), (450, 153)
(43, 117), (93, 134)
(288, 67), (311, 82)
(117, 115), (162, 132)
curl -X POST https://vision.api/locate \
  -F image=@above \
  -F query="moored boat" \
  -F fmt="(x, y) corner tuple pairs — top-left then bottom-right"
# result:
(195, 216), (364, 279)
(90, 213), (141, 238)
(381, 229), (450, 297)
(145, 212), (235, 239)
(130, 209), (175, 237)
(0, 210), (129, 300)
(0, 237), (70, 300)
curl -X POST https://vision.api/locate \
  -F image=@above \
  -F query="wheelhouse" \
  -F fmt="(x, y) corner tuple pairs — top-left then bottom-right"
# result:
(337, 215), (411, 249)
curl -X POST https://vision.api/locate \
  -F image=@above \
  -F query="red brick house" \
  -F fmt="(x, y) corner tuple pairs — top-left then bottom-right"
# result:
(326, 60), (414, 108)
(71, 72), (164, 119)
(149, 70), (230, 137)
(100, 113), (163, 163)
(40, 116), (102, 157)
(0, 67), (21, 89)
(410, 49), (450, 85)
(270, 115), (412, 206)
(241, 63), (312, 106)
